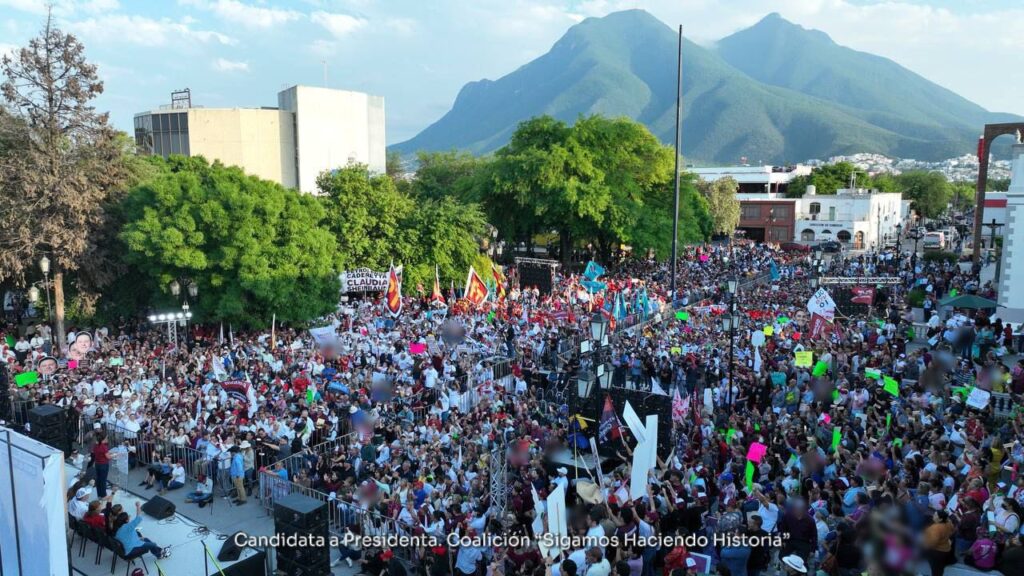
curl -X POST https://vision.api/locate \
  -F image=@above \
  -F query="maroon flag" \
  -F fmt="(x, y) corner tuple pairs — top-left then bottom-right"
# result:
(809, 313), (834, 340)
(598, 395), (622, 444)
(850, 286), (875, 305)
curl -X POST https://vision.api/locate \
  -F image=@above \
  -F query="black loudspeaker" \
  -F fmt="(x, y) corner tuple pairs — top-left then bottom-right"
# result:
(28, 404), (69, 453)
(218, 533), (245, 561)
(273, 494), (329, 576)
(141, 495), (176, 519)
(518, 260), (557, 296)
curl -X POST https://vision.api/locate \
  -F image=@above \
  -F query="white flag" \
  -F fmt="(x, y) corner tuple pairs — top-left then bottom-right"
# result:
(806, 287), (837, 321)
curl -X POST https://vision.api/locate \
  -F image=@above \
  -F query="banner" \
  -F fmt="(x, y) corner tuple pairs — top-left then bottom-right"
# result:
(492, 265), (507, 301)
(464, 266), (489, 306)
(385, 262), (403, 317)
(220, 379), (258, 415)
(339, 268), (388, 293)
(431, 265), (445, 305)
(850, 286), (875, 305)
(807, 287), (837, 321)
(309, 324), (339, 350)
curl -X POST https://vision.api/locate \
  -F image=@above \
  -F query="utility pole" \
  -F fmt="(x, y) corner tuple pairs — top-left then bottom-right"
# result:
(670, 25), (682, 302)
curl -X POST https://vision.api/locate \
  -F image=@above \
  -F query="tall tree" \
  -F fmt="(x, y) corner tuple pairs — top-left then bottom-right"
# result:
(0, 13), (125, 350)
(412, 150), (485, 202)
(120, 156), (339, 327)
(895, 171), (952, 219)
(697, 176), (740, 236)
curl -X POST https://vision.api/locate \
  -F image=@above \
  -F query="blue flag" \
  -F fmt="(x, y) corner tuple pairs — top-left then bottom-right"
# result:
(770, 260), (780, 281)
(583, 261), (605, 281)
(581, 279), (607, 293)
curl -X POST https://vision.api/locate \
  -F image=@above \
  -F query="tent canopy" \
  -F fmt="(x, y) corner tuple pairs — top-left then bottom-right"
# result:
(939, 294), (1002, 309)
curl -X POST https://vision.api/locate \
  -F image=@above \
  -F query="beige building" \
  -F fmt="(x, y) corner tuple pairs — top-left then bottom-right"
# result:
(133, 85), (385, 193)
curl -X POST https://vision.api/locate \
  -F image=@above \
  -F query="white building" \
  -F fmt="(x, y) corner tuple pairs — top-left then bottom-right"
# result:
(278, 86), (386, 194)
(997, 144), (1024, 322)
(793, 187), (904, 249)
(690, 165), (812, 196)
(135, 85), (386, 194)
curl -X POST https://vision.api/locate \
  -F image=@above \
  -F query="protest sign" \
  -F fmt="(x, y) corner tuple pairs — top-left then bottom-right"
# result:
(339, 268), (388, 293)
(794, 351), (813, 367)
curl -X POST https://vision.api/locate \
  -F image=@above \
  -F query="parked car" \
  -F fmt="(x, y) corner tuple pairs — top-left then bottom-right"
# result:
(819, 241), (844, 253)
(780, 242), (811, 253)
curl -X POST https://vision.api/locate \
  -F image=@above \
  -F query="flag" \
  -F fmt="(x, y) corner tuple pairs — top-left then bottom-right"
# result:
(769, 260), (780, 281)
(831, 427), (842, 452)
(883, 376), (900, 397)
(464, 266), (489, 306)
(492, 265), (507, 301)
(583, 261), (605, 280)
(807, 287), (837, 321)
(385, 261), (403, 317)
(598, 395), (622, 444)
(431, 265), (445, 304)
(246, 375), (259, 417)
(672, 389), (685, 423)
(306, 381), (317, 405)
(219, 322), (224, 344)
(809, 313), (834, 340)
(850, 286), (875, 305)
(271, 313), (276, 350)
(745, 461), (756, 492)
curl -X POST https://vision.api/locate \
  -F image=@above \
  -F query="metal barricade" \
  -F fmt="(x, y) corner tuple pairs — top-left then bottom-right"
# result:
(991, 392), (1015, 420)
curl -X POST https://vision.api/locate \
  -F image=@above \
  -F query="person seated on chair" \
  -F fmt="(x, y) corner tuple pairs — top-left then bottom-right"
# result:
(157, 460), (186, 494)
(141, 455), (172, 490)
(82, 499), (113, 530)
(185, 474), (214, 507)
(113, 502), (171, 559)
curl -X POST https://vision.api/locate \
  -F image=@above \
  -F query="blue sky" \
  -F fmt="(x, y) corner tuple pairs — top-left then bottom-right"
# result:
(1, 0), (1022, 145)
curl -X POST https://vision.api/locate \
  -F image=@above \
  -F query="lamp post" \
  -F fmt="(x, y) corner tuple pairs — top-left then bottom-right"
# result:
(39, 256), (52, 322)
(151, 279), (197, 347)
(724, 278), (737, 406)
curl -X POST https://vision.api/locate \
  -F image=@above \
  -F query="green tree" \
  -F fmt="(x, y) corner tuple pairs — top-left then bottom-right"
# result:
(0, 14), (133, 344)
(412, 150), (485, 202)
(951, 182), (976, 209)
(696, 176), (740, 235)
(317, 164), (488, 290)
(895, 171), (952, 219)
(786, 162), (860, 197)
(987, 178), (1010, 192)
(120, 156), (340, 327)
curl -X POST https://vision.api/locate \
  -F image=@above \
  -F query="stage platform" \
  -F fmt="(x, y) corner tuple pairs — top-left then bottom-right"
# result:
(65, 462), (360, 576)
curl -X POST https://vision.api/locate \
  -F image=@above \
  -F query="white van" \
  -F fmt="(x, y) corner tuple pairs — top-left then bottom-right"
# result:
(923, 232), (945, 251)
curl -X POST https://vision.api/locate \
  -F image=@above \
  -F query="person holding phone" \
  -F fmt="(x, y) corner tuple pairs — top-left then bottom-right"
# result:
(113, 502), (170, 559)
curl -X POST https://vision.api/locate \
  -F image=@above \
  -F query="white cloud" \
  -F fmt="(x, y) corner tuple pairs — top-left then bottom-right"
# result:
(383, 17), (415, 35)
(71, 15), (236, 46)
(0, 42), (17, 59)
(183, 0), (302, 29)
(0, 0), (119, 16)
(212, 57), (249, 72)
(311, 11), (366, 38)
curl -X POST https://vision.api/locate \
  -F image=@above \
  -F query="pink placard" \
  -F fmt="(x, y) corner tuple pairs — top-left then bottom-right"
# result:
(699, 254), (709, 263)
(746, 442), (767, 463)
(409, 342), (427, 355)
(68, 359), (78, 370)
(822, 413), (831, 424)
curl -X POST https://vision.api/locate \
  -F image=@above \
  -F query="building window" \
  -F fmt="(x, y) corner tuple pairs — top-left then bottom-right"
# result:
(837, 230), (851, 243)
(809, 202), (821, 215)
(769, 227), (788, 241)
(801, 229), (815, 241)
(741, 204), (761, 220)
(828, 206), (836, 220)
(773, 205), (792, 220)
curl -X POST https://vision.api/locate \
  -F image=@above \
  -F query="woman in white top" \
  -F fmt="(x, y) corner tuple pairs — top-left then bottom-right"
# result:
(995, 498), (1022, 536)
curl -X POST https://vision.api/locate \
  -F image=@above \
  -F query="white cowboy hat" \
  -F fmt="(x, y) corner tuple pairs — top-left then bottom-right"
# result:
(782, 555), (807, 573)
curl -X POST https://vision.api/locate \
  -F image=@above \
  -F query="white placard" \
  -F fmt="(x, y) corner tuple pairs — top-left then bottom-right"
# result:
(966, 387), (991, 410)
(622, 401), (647, 444)
(750, 331), (766, 348)
(546, 484), (568, 540)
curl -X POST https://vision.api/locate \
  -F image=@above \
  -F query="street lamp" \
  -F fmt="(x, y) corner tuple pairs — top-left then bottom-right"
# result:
(721, 313), (735, 407)
(38, 256), (53, 324)
(590, 312), (609, 343)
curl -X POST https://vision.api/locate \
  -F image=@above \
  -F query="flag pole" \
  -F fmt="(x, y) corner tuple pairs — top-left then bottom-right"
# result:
(670, 24), (683, 304)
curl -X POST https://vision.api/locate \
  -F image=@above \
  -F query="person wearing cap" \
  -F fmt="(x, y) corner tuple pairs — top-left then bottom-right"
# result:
(554, 467), (569, 494)
(68, 485), (94, 520)
(229, 445), (247, 504)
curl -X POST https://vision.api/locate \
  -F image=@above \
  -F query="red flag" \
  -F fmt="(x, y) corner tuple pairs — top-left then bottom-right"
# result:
(850, 286), (875, 305)
(431, 265), (445, 305)
(463, 266), (489, 306)
(809, 313), (834, 340)
(672, 389), (685, 423)
(385, 262), (402, 317)
(492, 265), (507, 301)
(599, 394), (622, 444)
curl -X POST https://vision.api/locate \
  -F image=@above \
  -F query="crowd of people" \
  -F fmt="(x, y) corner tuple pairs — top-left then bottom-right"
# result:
(4, 238), (1024, 576)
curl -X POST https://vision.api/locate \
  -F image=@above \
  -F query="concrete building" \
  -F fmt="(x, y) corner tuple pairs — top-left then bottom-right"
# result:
(737, 199), (797, 243)
(134, 85), (386, 194)
(997, 143), (1024, 322)
(792, 187), (903, 249)
(691, 165), (812, 196)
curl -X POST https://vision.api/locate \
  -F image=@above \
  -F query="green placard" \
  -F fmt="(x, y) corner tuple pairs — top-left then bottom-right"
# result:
(865, 368), (881, 380)
(883, 376), (900, 397)
(14, 371), (39, 387)
(812, 360), (828, 377)
(676, 311), (689, 321)
(726, 428), (737, 444)
(831, 427), (842, 452)
(745, 461), (755, 492)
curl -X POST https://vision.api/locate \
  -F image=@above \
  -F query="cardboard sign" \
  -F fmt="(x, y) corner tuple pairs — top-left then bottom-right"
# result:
(746, 442), (767, 463)
(812, 360), (828, 377)
(794, 351), (814, 367)
(966, 387), (991, 410)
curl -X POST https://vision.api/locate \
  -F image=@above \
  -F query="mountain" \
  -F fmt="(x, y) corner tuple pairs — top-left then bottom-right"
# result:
(715, 13), (1019, 152)
(393, 10), (1018, 164)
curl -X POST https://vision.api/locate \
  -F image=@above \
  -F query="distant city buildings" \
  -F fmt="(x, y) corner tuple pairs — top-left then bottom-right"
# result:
(805, 152), (1011, 182)
(134, 85), (386, 194)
